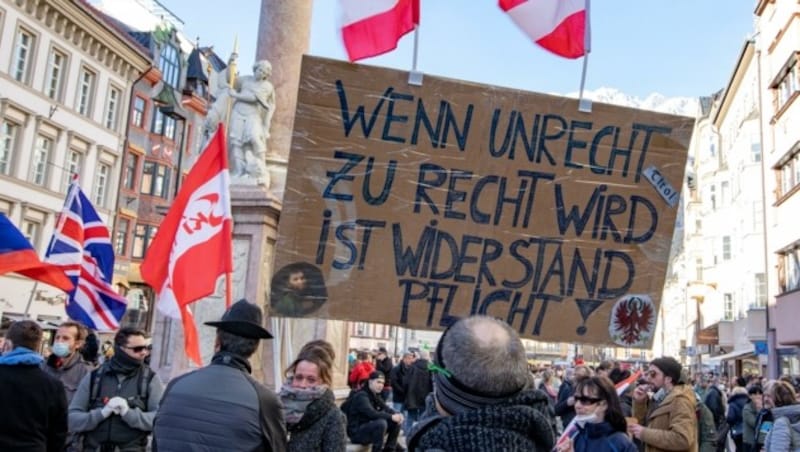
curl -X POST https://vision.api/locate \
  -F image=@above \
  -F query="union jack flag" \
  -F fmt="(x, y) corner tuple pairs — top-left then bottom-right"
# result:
(45, 178), (127, 331)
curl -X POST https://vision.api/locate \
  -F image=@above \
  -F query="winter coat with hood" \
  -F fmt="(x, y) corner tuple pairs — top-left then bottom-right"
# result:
(742, 399), (759, 447)
(764, 403), (800, 452)
(726, 391), (749, 436)
(632, 383), (698, 452)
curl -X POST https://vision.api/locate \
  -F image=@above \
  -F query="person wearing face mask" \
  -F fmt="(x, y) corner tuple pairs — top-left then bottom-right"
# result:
(68, 327), (164, 452)
(279, 340), (346, 452)
(556, 376), (637, 452)
(43, 321), (92, 404)
(342, 371), (405, 452)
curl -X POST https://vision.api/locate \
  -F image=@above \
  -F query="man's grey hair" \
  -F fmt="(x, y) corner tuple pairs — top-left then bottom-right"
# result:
(417, 349), (430, 360)
(440, 316), (529, 396)
(217, 330), (259, 358)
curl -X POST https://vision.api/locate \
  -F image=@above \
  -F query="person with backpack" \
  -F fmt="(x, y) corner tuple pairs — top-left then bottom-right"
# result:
(695, 392), (718, 452)
(703, 375), (728, 452)
(743, 384), (763, 452)
(68, 327), (164, 452)
(726, 381), (749, 451)
(764, 380), (800, 451)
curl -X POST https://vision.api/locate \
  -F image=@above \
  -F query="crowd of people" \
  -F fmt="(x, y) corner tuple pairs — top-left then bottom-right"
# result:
(2, 305), (798, 451)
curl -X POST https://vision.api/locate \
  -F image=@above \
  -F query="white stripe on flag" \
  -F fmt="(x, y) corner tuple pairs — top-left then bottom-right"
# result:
(339, 0), (402, 26)
(506, 0), (584, 41)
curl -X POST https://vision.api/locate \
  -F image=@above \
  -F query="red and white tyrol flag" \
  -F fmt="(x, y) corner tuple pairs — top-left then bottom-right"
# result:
(340, 0), (420, 62)
(615, 369), (642, 396)
(141, 125), (232, 366)
(499, 0), (588, 59)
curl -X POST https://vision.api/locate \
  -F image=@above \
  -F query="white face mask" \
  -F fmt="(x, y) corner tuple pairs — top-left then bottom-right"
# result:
(574, 413), (599, 427)
(52, 342), (71, 358)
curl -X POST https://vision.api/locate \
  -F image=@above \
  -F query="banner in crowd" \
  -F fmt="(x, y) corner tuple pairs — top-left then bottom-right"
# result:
(271, 55), (694, 347)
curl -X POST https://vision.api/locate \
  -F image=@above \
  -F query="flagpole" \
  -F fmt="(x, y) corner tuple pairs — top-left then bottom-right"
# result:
(408, 26), (423, 86)
(578, 0), (592, 113)
(23, 282), (40, 318)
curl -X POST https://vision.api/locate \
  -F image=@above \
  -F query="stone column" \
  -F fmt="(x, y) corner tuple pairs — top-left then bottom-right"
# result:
(256, 0), (350, 392)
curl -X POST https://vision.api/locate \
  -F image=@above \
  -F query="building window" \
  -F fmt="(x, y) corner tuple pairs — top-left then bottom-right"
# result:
(123, 153), (138, 190)
(695, 258), (703, 281)
(12, 28), (35, 83)
(21, 218), (41, 249)
(132, 223), (158, 258)
(159, 44), (181, 88)
(115, 218), (130, 256)
(779, 246), (800, 293)
(132, 97), (145, 128)
(722, 236), (731, 261)
(720, 181), (729, 206)
(105, 86), (121, 130)
(709, 185), (717, 210)
(140, 161), (171, 198)
(0, 122), (18, 175)
(723, 293), (734, 321)
(752, 141), (762, 163)
(44, 48), (67, 101)
(775, 144), (800, 198)
(775, 61), (800, 110)
(151, 109), (177, 140)
(94, 163), (110, 207)
(63, 150), (82, 192)
(76, 68), (96, 117)
(755, 273), (766, 308)
(31, 136), (52, 186)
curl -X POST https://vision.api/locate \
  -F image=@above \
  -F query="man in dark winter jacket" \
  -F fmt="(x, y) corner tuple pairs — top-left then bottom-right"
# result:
(0, 320), (68, 452)
(153, 299), (287, 452)
(344, 371), (404, 452)
(408, 315), (556, 451)
(390, 352), (413, 413)
(402, 349), (433, 433)
(375, 347), (393, 401)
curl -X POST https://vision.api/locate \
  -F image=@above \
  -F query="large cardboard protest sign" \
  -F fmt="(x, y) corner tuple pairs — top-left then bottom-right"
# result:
(270, 55), (694, 348)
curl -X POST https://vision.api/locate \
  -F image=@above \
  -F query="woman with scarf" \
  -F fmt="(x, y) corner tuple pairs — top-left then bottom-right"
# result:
(280, 340), (346, 452)
(557, 376), (637, 452)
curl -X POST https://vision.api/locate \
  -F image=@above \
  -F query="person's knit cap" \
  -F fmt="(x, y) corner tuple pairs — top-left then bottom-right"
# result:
(368, 371), (385, 381)
(650, 357), (682, 383)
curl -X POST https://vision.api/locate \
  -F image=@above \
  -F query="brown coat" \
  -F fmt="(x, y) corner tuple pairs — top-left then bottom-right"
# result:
(633, 384), (698, 452)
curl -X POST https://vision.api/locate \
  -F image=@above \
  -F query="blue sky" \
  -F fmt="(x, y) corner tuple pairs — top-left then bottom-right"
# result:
(163, 1), (755, 99)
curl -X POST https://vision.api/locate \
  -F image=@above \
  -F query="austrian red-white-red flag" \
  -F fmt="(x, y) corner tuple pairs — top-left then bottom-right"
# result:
(340, 0), (420, 62)
(499, 0), (589, 59)
(140, 125), (232, 366)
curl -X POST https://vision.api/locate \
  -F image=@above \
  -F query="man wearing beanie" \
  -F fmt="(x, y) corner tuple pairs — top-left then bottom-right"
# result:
(629, 356), (698, 452)
(407, 315), (556, 451)
(342, 370), (404, 452)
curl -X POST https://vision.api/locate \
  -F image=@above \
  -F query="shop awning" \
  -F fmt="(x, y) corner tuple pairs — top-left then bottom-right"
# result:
(706, 348), (755, 364)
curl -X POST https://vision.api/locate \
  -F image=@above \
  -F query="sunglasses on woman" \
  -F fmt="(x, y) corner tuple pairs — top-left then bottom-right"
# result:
(574, 395), (603, 405)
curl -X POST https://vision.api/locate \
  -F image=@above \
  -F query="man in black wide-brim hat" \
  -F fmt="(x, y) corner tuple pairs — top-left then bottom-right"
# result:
(152, 299), (287, 451)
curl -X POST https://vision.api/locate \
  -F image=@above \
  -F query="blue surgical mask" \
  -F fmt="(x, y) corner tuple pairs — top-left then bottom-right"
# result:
(52, 342), (71, 358)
